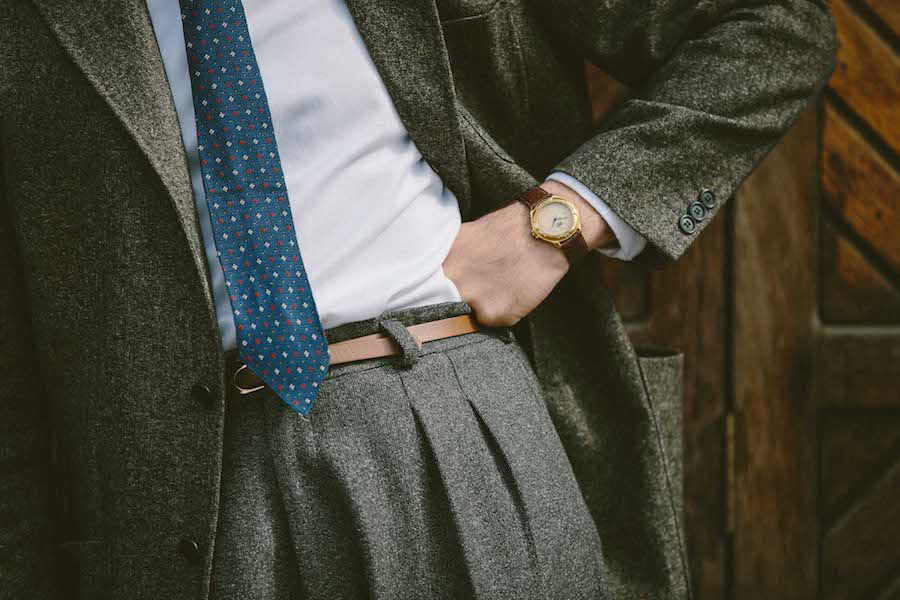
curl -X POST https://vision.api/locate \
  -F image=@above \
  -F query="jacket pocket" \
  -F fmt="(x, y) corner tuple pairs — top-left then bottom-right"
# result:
(439, 0), (530, 154)
(436, 0), (504, 22)
(636, 347), (685, 520)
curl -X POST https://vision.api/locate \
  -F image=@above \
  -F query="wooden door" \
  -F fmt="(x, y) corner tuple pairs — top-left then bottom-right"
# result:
(811, 1), (900, 597)
(586, 0), (900, 595)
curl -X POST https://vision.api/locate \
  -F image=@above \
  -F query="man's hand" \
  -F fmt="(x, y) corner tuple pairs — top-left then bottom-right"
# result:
(442, 180), (614, 327)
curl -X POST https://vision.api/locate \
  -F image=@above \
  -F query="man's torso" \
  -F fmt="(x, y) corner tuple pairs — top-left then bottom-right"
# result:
(0, 2), (688, 597)
(146, 0), (464, 350)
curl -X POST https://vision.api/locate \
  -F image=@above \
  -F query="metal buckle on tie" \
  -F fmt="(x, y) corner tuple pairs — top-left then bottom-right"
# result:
(232, 363), (266, 395)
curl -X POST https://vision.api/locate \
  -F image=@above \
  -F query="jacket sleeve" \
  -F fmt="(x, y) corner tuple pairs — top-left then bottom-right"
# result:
(0, 176), (56, 597)
(536, 0), (837, 262)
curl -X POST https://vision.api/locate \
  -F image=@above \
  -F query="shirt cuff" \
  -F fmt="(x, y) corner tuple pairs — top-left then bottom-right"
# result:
(544, 172), (647, 261)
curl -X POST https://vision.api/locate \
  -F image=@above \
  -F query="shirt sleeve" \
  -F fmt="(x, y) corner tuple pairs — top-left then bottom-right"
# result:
(544, 171), (647, 261)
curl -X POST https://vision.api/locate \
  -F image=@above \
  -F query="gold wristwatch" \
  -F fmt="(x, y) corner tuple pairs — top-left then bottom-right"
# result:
(515, 186), (590, 264)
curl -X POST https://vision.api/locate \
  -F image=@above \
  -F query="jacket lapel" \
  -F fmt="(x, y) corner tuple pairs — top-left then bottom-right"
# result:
(344, 0), (470, 211)
(31, 0), (229, 315)
(31, 0), (470, 273)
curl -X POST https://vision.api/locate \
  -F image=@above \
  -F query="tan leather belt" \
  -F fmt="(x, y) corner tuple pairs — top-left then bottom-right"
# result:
(232, 313), (480, 394)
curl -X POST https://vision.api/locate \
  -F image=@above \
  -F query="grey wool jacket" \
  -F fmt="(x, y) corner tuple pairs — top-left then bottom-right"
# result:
(0, 0), (836, 598)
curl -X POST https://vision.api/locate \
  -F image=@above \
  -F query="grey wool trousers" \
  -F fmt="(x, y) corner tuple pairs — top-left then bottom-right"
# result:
(210, 301), (606, 599)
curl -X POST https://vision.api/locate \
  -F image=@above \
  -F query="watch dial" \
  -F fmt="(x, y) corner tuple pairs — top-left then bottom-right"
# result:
(535, 200), (575, 238)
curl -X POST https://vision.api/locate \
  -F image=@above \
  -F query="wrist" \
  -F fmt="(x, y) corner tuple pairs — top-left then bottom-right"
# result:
(539, 180), (615, 251)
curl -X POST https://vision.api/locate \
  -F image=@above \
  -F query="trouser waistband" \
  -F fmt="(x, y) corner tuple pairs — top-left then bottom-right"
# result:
(223, 301), (515, 390)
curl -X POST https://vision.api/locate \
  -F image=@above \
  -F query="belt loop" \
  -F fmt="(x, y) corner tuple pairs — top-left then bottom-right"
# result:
(378, 318), (421, 369)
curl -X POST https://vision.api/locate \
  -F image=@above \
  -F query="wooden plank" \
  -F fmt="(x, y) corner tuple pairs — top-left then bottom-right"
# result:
(733, 108), (819, 599)
(822, 456), (900, 599)
(627, 212), (730, 600)
(819, 221), (900, 324)
(828, 0), (900, 156)
(858, 0), (900, 38)
(820, 410), (900, 522)
(815, 332), (900, 408)
(822, 101), (900, 275)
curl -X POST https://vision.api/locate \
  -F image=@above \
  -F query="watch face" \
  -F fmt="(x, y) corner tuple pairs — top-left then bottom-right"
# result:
(534, 198), (577, 240)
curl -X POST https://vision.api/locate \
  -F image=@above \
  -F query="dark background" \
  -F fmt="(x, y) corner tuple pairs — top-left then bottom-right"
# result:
(585, 0), (899, 597)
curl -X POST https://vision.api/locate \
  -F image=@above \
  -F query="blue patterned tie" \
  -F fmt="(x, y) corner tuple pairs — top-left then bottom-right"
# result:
(180, 0), (329, 414)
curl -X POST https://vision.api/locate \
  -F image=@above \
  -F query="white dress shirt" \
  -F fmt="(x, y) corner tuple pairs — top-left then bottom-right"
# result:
(146, 0), (644, 351)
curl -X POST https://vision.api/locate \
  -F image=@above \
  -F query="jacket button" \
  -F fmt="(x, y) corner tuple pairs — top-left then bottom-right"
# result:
(688, 201), (707, 221)
(699, 189), (716, 209)
(191, 383), (214, 408)
(177, 538), (202, 564)
(678, 214), (697, 235)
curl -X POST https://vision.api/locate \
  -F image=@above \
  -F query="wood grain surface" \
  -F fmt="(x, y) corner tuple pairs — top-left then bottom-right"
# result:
(732, 109), (819, 600)
(828, 0), (900, 156)
(822, 102), (900, 278)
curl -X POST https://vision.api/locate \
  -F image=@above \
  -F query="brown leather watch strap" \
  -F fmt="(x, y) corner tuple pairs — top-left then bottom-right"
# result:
(560, 230), (590, 263)
(514, 186), (590, 265)
(514, 186), (552, 209)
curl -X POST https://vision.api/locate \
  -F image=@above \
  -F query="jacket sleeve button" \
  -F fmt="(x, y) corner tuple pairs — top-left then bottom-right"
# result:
(699, 189), (716, 209)
(191, 383), (214, 408)
(177, 538), (202, 564)
(688, 201), (707, 221)
(678, 214), (697, 235)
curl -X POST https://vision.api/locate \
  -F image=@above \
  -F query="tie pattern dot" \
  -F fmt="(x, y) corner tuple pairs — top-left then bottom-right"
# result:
(179, 0), (329, 414)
